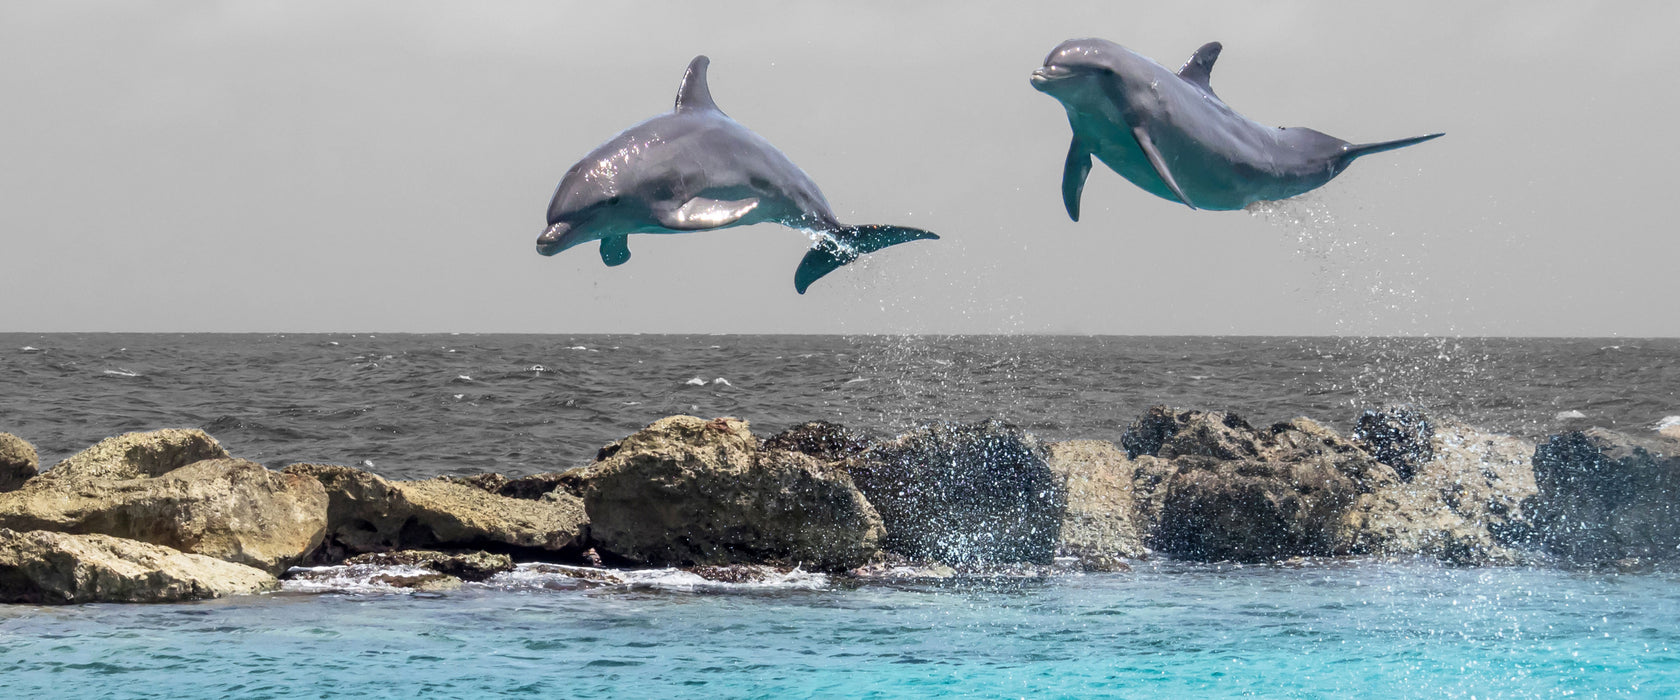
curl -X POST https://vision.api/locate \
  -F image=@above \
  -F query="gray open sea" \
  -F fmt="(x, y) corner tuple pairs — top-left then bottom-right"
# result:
(2, 333), (1678, 698)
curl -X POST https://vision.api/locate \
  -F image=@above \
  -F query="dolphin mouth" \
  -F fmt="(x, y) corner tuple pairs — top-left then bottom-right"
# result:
(1031, 65), (1074, 88)
(536, 222), (575, 256)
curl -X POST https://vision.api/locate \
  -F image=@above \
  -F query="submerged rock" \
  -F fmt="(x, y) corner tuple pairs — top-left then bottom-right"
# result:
(0, 433), (38, 493)
(0, 458), (327, 575)
(1046, 440), (1147, 564)
(1528, 428), (1680, 565)
(577, 416), (883, 571)
(41, 429), (229, 482)
(343, 550), (514, 582)
(849, 420), (1064, 565)
(369, 572), (463, 592)
(0, 528), (277, 604)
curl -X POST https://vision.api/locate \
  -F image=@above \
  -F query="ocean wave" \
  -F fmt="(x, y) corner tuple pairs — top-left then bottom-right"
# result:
(282, 563), (441, 595)
(1554, 410), (1587, 421)
(283, 562), (829, 595)
(685, 377), (707, 386)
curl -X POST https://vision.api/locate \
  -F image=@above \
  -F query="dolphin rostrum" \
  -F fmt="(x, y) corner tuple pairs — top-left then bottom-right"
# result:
(1030, 38), (1443, 216)
(537, 56), (938, 293)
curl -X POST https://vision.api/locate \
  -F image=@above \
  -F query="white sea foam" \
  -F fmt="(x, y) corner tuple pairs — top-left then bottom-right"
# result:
(456, 374), (473, 381)
(566, 346), (588, 351)
(19, 346), (39, 352)
(1654, 416), (1680, 430)
(1555, 410), (1588, 421)
(487, 564), (828, 593)
(685, 377), (707, 386)
(712, 377), (732, 386)
(527, 364), (546, 372)
(102, 368), (140, 377)
(281, 564), (438, 595)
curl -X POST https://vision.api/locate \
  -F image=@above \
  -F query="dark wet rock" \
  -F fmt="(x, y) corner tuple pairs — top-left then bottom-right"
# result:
(687, 564), (795, 584)
(439, 471), (578, 501)
(1352, 406), (1436, 480)
(283, 464), (588, 561)
(1339, 420), (1536, 565)
(1125, 455), (1176, 535)
(1, 528), (277, 604)
(344, 550), (513, 582)
(41, 429), (229, 482)
(0, 458), (328, 575)
(762, 421), (873, 462)
(1045, 440), (1147, 563)
(1119, 405), (1182, 459)
(575, 416), (884, 571)
(0, 433), (38, 493)
(283, 463), (414, 561)
(849, 420), (1064, 565)
(1528, 428), (1680, 565)
(369, 572), (463, 592)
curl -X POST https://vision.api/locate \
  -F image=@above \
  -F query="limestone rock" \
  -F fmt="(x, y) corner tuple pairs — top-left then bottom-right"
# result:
(369, 572), (463, 592)
(1528, 428), (1680, 565)
(0, 528), (277, 604)
(43, 429), (228, 482)
(578, 416), (884, 571)
(0, 433), (38, 492)
(344, 550), (514, 581)
(1352, 406), (1436, 479)
(394, 478), (588, 554)
(0, 458), (327, 574)
(1046, 440), (1147, 562)
(850, 420), (1064, 565)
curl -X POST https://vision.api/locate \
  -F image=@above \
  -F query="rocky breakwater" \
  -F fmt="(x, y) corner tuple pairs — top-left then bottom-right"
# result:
(567, 416), (884, 571)
(1528, 427), (1680, 568)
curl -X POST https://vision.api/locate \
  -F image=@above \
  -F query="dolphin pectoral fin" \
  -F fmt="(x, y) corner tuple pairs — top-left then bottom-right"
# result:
(599, 235), (631, 267)
(657, 197), (760, 230)
(793, 225), (939, 294)
(1177, 42), (1222, 96)
(1062, 135), (1093, 222)
(1131, 125), (1197, 210)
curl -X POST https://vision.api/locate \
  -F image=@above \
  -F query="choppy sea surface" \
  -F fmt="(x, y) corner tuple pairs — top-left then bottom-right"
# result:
(2, 334), (1678, 698)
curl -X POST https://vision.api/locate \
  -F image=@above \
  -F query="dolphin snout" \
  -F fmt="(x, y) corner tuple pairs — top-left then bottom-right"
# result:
(536, 222), (569, 256)
(1031, 65), (1073, 89)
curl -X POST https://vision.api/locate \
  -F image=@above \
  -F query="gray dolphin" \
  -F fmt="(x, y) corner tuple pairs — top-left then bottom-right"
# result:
(537, 56), (938, 293)
(1031, 38), (1443, 216)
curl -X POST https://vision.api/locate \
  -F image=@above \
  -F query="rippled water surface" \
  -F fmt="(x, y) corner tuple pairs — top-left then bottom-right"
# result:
(2, 334), (1676, 479)
(2, 562), (1676, 698)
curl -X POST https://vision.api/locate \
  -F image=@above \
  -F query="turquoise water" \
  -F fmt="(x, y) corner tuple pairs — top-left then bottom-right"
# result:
(4, 561), (1674, 698)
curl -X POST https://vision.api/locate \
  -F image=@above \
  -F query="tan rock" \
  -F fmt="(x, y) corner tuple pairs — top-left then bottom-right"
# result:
(42, 429), (229, 482)
(394, 478), (588, 553)
(282, 463), (414, 559)
(0, 528), (277, 604)
(0, 433), (38, 492)
(1046, 440), (1147, 562)
(579, 416), (884, 570)
(0, 458), (327, 574)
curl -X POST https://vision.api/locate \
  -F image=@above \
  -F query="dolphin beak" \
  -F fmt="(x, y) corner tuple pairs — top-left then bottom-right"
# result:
(536, 222), (578, 256)
(1031, 65), (1072, 90)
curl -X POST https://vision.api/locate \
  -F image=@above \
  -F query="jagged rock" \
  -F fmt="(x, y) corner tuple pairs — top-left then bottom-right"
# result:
(1352, 407), (1436, 480)
(283, 464), (588, 561)
(849, 420), (1064, 565)
(445, 473), (510, 494)
(1046, 440), (1147, 563)
(0, 433), (38, 492)
(1127, 409), (1398, 563)
(1660, 422), (1680, 443)
(576, 416), (883, 571)
(0, 458), (327, 575)
(1339, 420), (1536, 565)
(344, 550), (514, 582)
(440, 472), (576, 500)
(41, 429), (228, 482)
(394, 478), (587, 553)
(282, 463), (413, 561)
(0, 528), (277, 604)
(762, 421), (873, 462)
(369, 572), (463, 592)
(1528, 428), (1680, 565)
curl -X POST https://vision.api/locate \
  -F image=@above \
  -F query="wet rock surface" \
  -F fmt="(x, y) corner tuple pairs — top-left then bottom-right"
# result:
(1352, 407), (1436, 480)
(344, 550), (514, 582)
(849, 420), (1065, 565)
(0, 433), (38, 493)
(1528, 428), (1680, 565)
(576, 416), (883, 571)
(1, 528), (277, 604)
(0, 458), (328, 574)
(1045, 440), (1147, 563)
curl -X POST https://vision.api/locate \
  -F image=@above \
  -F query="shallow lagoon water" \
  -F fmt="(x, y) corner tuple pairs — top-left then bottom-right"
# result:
(4, 561), (1675, 698)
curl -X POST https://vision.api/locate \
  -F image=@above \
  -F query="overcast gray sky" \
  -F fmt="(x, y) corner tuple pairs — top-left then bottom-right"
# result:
(2, 1), (1676, 335)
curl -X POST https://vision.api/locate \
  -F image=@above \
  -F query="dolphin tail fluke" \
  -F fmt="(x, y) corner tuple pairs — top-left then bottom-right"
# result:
(1342, 132), (1444, 162)
(794, 225), (939, 294)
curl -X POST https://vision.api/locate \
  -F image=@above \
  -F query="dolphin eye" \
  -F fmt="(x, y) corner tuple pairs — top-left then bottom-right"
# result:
(607, 195), (622, 206)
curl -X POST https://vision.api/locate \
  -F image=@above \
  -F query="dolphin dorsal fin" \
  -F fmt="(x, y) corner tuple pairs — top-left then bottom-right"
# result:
(675, 55), (722, 114)
(1177, 42), (1222, 96)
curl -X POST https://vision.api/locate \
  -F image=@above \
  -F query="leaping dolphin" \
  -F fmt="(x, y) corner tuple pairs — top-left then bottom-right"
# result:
(537, 56), (938, 293)
(1030, 38), (1443, 216)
